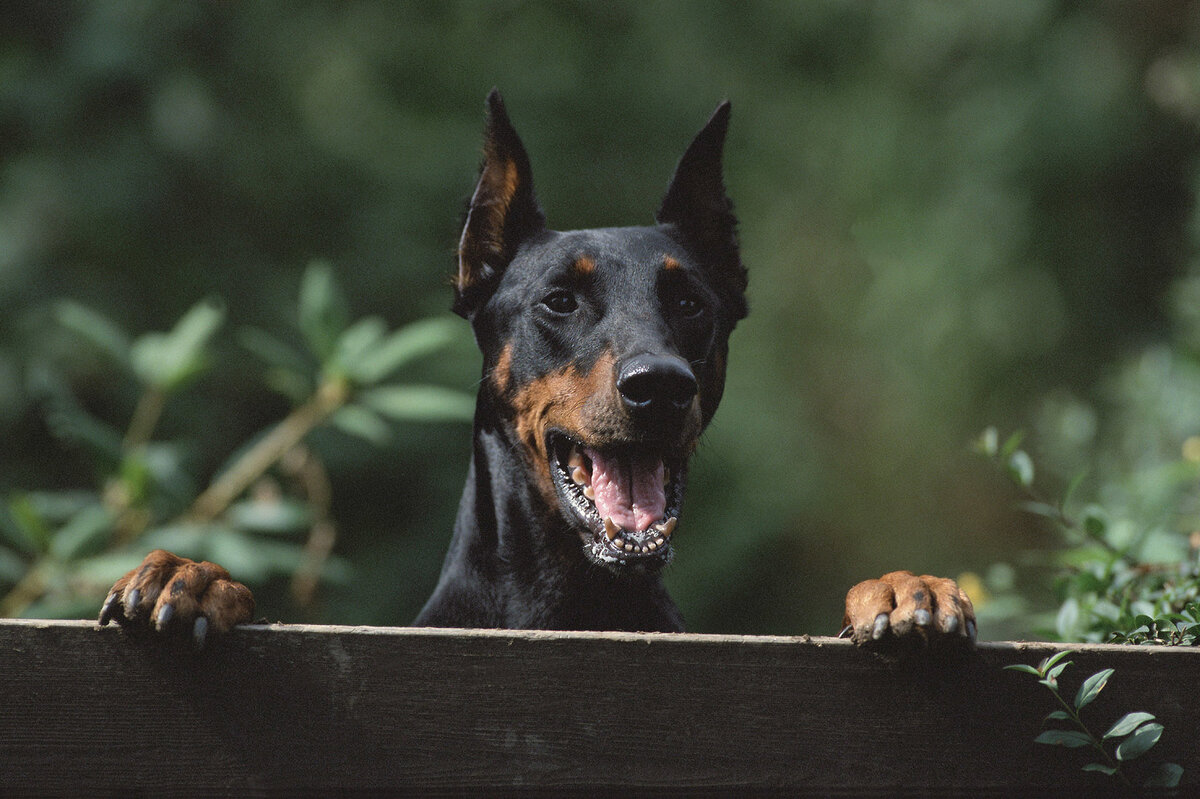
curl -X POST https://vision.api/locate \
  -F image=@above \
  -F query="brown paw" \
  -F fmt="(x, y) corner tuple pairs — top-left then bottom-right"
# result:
(842, 570), (975, 647)
(98, 549), (255, 647)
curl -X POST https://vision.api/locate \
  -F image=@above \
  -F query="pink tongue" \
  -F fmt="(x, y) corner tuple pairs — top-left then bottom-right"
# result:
(585, 448), (665, 533)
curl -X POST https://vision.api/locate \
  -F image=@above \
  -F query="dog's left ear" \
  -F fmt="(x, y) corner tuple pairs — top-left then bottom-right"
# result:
(454, 90), (547, 319)
(656, 102), (747, 323)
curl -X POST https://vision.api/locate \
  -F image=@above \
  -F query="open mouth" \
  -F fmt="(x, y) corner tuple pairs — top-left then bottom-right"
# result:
(549, 433), (685, 568)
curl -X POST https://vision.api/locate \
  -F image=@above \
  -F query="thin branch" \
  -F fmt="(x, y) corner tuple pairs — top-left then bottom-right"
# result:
(281, 445), (338, 608)
(123, 387), (167, 452)
(0, 561), (45, 618)
(189, 379), (349, 522)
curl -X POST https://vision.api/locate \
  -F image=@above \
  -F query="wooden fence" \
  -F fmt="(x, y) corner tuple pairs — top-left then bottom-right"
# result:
(2, 619), (1197, 795)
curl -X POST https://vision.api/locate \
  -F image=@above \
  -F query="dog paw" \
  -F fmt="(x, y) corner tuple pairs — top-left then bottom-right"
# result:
(98, 549), (255, 647)
(842, 570), (976, 647)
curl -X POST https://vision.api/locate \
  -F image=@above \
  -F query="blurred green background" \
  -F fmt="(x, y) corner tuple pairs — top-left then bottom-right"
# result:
(3, 1), (1199, 638)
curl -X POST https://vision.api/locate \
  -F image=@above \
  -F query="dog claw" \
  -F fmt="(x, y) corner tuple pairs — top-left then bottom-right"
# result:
(99, 592), (119, 626)
(871, 613), (889, 640)
(914, 609), (931, 627)
(193, 616), (208, 649)
(125, 589), (140, 616)
(155, 604), (174, 631)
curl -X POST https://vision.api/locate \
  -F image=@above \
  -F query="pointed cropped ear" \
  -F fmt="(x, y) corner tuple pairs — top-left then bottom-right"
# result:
(656, 102), (747, 323)
(454, 90), (547, 319)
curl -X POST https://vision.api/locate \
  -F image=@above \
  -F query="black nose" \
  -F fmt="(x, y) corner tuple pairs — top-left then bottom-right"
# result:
(616, 354), (698, 416)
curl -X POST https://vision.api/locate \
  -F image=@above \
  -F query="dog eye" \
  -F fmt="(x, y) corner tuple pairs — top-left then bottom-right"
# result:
(541, 290), (578, 314)
(675, 294), (704, 318)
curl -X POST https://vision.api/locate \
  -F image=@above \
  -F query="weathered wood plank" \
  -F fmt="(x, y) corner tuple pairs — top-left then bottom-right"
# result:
(1, 619), (1196, 795)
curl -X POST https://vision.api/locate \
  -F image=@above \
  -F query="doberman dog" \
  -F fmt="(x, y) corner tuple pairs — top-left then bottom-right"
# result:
(99, 91), (975, 646)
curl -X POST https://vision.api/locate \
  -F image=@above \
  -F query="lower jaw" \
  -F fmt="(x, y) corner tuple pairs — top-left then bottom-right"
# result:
(570, 513), (678, 570)
(546, 434), (685, 569)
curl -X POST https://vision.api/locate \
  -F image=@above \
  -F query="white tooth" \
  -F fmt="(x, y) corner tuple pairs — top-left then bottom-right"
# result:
(639, 546), (647, 554)
(569, 449), (586, 470)
(612, 538), (624, 549)
(647, 541), (658, 551)
(583, 485), (594, 500)
(655, 537), (665, 547)
(623, 543), (634, 552)
(658, 517), (677, 537)
(603, 518), (619, 540)
(571, 467), (588, 485)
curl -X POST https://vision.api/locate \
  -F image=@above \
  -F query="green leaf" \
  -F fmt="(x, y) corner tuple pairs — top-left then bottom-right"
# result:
(1056, 598), (1081, 640)
(0, 545), (28, 583)
(1144, 762), (1184, 788)
(1074, 668), (1114, 711)
(206, 527), (306, 582)
(348, 316), (462, 385)
(69, 551), (152, 586)
(975, 427), (999, 457)
(30, 366), (125, 460)
(1007, 450), (1034, 488)
(1040, 649), (1076, 673)
(6, 495), (51, 555)
(1000, 430), (1025, 459)
(54, 300), (131, 365)
(1082, 507), (1107, 538)
(1081, 763), (1117, 776)
(1034, 729), (1094, 748)
(49, 505), (115, 561)
(1060, 469), (1088, 512)
(1004, 663), (1041, 676)
(130, 298), (225, 390)
(1103, 712), (1156, 740)
(331, 316), (387, 376)
(1044, 710), (1073, 723)
(238, 326), (314, 375)
(298, 261), (349, 361)
(331, 405), (393, 447)
(1046, 661), (1072, 681)
(1115, 722), (1163, 761)
(360, 385), (475, 424)
(226, 497), (312, 536)
(1017, 501), (1060, 520)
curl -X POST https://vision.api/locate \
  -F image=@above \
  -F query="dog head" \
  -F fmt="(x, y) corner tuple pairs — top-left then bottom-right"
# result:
(454, 90), (747, 572)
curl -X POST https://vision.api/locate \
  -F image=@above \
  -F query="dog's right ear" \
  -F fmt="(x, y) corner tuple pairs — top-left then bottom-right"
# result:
(454, 90), (547, 319)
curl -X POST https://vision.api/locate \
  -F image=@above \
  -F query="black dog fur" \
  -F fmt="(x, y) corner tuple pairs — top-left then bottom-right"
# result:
(413, 91), (747, 631)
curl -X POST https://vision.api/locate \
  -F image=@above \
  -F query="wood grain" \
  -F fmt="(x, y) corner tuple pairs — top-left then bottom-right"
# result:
(1, 619), (1196, 795)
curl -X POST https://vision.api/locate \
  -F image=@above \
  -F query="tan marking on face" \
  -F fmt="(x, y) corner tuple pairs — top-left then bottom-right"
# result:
(571, 255), (596, 276)
(509, 352), (620, 505)
(491, 342), (514, 393)
(663, 255), (682, 271)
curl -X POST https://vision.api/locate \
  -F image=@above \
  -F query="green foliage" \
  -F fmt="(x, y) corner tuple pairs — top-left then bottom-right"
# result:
(979, 428), (1200, 645)
(0, 265), (470, 620)
(1005, 652), (1183, 788)
(1, 2), (1197, 632)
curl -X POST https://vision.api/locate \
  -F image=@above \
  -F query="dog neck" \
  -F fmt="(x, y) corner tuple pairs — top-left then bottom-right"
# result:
(413, 418), (684, 632)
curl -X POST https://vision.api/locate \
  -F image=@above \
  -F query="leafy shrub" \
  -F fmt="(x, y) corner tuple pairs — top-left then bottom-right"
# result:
(1006, 651), (1183, 788)
(977, 428), (1200, 645)
(0, 262), (472, 620)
